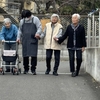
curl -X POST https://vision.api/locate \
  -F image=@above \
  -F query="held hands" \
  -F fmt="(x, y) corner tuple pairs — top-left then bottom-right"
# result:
(53, 37), (59, 41)
(35, 34), (40, 39)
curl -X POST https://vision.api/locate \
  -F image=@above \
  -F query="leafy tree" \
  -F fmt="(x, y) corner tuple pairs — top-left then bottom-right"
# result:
(19, 0), (100, 15)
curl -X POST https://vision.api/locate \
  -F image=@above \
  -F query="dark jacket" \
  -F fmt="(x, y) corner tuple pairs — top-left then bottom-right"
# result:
(58, 24), (86, 48)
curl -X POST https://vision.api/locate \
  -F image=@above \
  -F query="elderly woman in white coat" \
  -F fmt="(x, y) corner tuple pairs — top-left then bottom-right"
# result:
(40, 14), (63, 76)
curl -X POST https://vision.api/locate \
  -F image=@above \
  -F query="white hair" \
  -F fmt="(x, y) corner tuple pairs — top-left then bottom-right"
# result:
(3, 18), (11, 24)
(51, 14), (59, 21)
(72, 13), (80, 20)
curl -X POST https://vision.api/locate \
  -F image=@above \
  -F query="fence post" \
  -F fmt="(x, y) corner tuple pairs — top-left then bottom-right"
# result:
(94, 21), (97, 47)
(87, 17), (91, 47)
(92, 14), (95, 46)
(99, 9), (100, 47)
(87, 8), (100, 47)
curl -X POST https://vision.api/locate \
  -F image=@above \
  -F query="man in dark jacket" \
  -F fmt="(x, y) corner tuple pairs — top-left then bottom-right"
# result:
(56, 13), (86, 77)
(17, 10), (42, 75)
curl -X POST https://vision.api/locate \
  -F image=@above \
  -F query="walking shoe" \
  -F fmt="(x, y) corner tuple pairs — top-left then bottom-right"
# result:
(53, 71), (58, 76)
(23, 70), (28, 74)
(45, 69), (50, 75)
(32, 71), (36, 75)
(71, 72), (76, 77)
(75, 70), (79, 76)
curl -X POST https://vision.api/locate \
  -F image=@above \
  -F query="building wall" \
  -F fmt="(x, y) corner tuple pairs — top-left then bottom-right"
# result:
(24, 1), (37, 13)
(84, 48), (100, 82)
(0, 0), (6, 7)
(0, 15), (4, 22)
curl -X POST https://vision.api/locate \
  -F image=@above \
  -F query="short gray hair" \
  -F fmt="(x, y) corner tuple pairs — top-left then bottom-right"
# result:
(3, 18), (11, 24)
(51, 14), (59, 21)
(72, 13), (80, 20)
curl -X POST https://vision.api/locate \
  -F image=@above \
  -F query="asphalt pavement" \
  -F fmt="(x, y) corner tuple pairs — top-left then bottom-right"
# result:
(0, 61), (100, 100)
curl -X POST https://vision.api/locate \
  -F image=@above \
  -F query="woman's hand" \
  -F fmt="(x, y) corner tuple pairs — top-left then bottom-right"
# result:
(53, 37), (59, 41)
(82, 47), (85, 52)
(35, 34), (40, 39)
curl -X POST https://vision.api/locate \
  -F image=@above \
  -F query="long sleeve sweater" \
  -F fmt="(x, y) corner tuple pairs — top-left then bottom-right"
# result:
(0, 24), (18, 41)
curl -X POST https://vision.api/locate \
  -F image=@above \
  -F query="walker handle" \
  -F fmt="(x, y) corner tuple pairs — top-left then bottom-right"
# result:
(4, 41), (17, 43)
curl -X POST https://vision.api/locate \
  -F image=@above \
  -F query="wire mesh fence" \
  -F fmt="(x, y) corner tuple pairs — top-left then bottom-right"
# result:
(38, 14), (88, 44)
(0, 6), (100, 47)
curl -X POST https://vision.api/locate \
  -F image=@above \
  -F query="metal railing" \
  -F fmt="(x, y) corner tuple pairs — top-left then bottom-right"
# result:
(87, 8), (100, 48)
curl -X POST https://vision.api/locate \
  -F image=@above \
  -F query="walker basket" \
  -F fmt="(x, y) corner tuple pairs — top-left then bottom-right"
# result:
(2, 50), (17, 62)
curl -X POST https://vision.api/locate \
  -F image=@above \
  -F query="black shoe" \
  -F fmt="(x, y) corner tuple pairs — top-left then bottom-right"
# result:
(23, 70), (28, 74)
(31, 70), (36, 75)
(75, 70), (79, 76)
(45, 70), (50, 75)
(32, 71), (36, 75)
(72, 72), (76, 77)
(53, 71), (58, 76)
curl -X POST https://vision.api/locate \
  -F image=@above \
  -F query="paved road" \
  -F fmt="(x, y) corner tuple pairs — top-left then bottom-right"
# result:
(0, 61), (100, 100)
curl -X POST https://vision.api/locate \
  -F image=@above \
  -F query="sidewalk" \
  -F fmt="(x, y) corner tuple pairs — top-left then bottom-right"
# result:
(0, 44), (100, 100)
(0, 61), (100, 100)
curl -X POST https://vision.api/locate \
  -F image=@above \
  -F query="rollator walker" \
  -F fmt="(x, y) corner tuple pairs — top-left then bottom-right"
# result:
(0, 41), (21, 75)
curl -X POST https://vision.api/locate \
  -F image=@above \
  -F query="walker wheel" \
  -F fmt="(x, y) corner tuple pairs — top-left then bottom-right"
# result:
(1, 68), (5, 75)
(19, 68), (21, 74)
(12, 68), (15, 75)
(17, 72), (19, 75)
(2, 71), (5, 75)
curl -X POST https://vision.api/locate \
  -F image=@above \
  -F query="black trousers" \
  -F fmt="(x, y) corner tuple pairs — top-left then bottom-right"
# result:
(23, 57), (37, 71)
(46, 49), (60, 72)
(68, 49), (82, 73)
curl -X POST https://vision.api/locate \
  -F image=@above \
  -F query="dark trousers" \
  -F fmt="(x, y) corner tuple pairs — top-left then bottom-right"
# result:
(68, 49), (82, 73)
(23, 57), (37, 71)
(46, 49), (60, 72)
